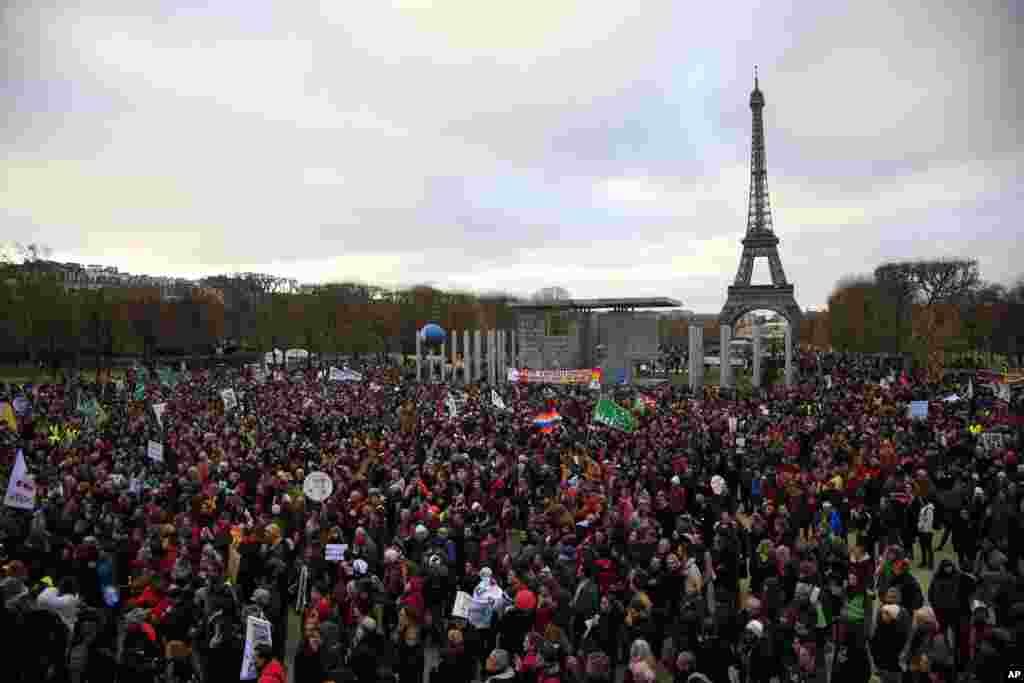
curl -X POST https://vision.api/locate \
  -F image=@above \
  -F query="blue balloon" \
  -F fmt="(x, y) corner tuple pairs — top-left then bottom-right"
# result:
(419, 323), (447, 346)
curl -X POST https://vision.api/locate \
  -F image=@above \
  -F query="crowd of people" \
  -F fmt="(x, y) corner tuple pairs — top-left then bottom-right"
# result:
(0, 351), (1021, 683)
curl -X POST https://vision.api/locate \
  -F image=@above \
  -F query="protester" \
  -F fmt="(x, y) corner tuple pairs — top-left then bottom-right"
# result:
(0, 352), (1020, 683)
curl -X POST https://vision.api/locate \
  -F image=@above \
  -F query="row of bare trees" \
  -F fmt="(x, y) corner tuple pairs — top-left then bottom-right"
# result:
(0, 244), (520, 367)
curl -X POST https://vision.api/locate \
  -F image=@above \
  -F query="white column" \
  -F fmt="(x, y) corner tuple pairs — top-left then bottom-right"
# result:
(450, 334), (458, 384)
(488, 330), (496, 384)
(492, 330), (499, 385)
(752, 325), (762, 388)
(415, 331), (422, 382)
(511, 329), (518, 371)
(785, 323), (794, 387)
(689, 325), (704, 392)
(720, 325), (733, 389)
(474, 330), (482, 382)
(440, 342), (446, 383)
(463, 330), (471, 384)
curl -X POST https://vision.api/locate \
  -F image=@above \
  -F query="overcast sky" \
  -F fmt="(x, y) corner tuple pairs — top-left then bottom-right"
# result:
(3, 1), (1021, 312)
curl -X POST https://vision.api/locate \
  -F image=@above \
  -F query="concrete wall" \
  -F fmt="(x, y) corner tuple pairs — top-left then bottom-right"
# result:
(598, 312), (660, 384)
(515, 310), (584, 370)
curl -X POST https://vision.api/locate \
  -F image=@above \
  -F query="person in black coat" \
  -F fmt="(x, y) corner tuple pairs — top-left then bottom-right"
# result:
(293, 623), (327, 683)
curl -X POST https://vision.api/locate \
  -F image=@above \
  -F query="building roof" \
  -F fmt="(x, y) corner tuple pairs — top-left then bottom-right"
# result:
(510, 297), (681, 311)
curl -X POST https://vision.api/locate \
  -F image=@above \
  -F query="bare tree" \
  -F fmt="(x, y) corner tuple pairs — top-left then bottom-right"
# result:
(874, 259), (980, 306)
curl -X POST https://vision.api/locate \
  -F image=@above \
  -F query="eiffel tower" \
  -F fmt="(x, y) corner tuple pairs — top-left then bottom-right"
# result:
(720, 69), (802, 328)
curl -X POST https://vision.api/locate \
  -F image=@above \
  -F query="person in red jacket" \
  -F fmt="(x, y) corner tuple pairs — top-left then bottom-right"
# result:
(254, 643), (287, 683)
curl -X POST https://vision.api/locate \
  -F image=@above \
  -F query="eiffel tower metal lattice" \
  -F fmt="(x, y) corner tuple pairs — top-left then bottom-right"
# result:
(720, 68), (802, 328)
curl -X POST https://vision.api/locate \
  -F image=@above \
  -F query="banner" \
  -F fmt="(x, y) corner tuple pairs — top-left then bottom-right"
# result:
(147, 440), (164, 463)
(507, 368), (602, 386)
(240, 616), (273, 680)
(4, 450), (36, 510)
(592, 399), (637, 433)
(329, 367), (363, 382)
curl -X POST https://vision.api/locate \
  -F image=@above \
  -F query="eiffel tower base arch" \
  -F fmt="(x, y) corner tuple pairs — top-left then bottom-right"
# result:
(720, 285), (802, 388)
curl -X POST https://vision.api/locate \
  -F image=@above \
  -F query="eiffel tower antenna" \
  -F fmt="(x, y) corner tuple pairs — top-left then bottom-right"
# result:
(720, 69), (801, 327)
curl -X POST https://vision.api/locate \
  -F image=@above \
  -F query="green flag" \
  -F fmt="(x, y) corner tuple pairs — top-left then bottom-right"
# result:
(157, 366), (178, 388)
(592, 398), (637, 433)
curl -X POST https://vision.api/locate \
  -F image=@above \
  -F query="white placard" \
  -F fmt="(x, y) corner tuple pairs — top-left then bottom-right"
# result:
(152, 403), (167, 429)
(908, 401), (929, 420)
(221, 388), (238, 411)
(446, 393), (458, 419)
(491, 390), (506, 411)
(303, 471), (334, 502)
(240, 616), (273, 680)
(4, 450), (36, 510)
(147, 440), (164, 463)
(452, 591), (473, 619)
(728, 417), (738, 433)
(325, 544), (347, 562)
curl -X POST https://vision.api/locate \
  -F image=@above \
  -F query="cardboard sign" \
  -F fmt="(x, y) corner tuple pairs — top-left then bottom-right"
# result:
(147, 440), (164, 463)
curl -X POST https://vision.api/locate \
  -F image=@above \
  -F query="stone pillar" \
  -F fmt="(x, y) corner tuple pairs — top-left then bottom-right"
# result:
(491, 331), (499, 385)
(474, 330), (482, 382)
(688, 325), (704, 392)
(463, 330), (471, 384)
(415, 332), (422, 382)
(498, 330), (506, 384)
(785, 323), (794, 387)
(511, 330), (518, 371)
(719, 325), (733, 388)
(440, 342), (446, 383)
(752, 325), (762, 388)
(450, 336), (458, 384)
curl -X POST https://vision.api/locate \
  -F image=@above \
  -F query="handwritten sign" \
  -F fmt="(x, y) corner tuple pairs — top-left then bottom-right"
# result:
(325, 544), (347, 562)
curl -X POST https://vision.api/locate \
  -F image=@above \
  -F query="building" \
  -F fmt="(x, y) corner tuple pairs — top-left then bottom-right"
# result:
(510, 297), (681, 385)
(15, 260), (197, 300)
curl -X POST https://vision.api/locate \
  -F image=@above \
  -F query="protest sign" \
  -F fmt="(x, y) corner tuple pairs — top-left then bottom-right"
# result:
(220, 388), (238, 411)
(908, 401), (929, 420)
(152, 403), (167, 429)
(325, 544), (347, 561)
(452, 591), (473, 619)
(303, 471), (334, 502)
(490, 390), (506, 411)
(147, 441), (164, 463)
(240, 616), (273, 680)
(4, 450), (36, 510)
